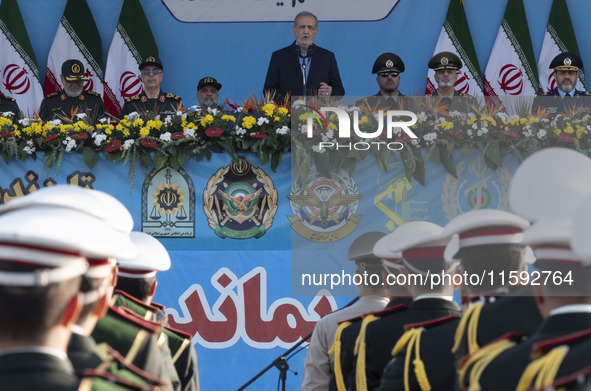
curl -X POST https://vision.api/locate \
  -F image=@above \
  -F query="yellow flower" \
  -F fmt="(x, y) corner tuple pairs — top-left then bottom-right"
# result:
(201, 115), (214, 127)
(553, 129), (561, 135)
(222, 115), (236, 122)
(299, 113), (310, 121)
(274, 116), (280, 122)
(564, 124), (574, 134)
(139, 127), (150, 138)
(277, 107), (288, 116)
(242, 116), (256, 129)
(262, 103), (275, 117)
(132, 118), (144, 127)
(123, 129), (130, 137)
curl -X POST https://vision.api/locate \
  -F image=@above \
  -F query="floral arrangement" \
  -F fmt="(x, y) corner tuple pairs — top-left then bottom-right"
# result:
(1, 96), (590, 186)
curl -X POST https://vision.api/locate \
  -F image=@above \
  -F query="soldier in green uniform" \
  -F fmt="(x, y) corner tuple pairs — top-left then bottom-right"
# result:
(356, 53), (406, 110)
(120, 57), (182, 119)
(38, 59), (106, 122)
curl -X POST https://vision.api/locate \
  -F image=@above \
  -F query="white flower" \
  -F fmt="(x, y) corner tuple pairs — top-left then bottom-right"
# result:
(50, 119), (62, 127)
(423, 132), (438, 144)
(347, 105), (360, 112)
(257, 117), (269, 126)
(159, 132), (172, 142)
(418, 112), (427, 121)
(312, 145), (326, 153)
(467, 129), (473, 136)
(450, 110), (462, 118)
(207, 107), (219, 116)
(176, 111), (184, 116)
(184, 128), (196, 138)
(164, 115), (173, 126)
(326, 129), (334, 139)
(126, 111), (140, 121)
(154, 115), (161, 120)
(236, 107), (244, 113)
(481, 127), (489, 134)
(23, 141), (35, 155)
(75, 113), (87, 120)
(472, 124), (478, 130)
(2, 111), (14, 117)
(292, 99), (305, 108)
(537, 129), (547, 139)
(411, 139), (420, 146)
(477, 130), (483, 137)
(188, 105), (200, 112)
(92, 132), (107, 146)
(275, 126), (289, 135)
(300, 125), (309, 134)
(497, 112), (509, 122)
(18, 118), (30, 126)
(235, 126), (246, 136)
(63, 137), (76, 152)
(99, 117), (107, 124)
(123, 139), (135, 150)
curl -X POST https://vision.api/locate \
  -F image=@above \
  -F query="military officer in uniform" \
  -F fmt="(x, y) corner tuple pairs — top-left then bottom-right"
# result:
(532, 52), (591, 116)
(427, 51), (479, 114)
(196, 76), (222, 112)
(39, 59), (106, 122)
(120, 56), (182, 118)
(301, 232), (389, 391)
(0, 93), (20, 117)
(356, 53), (406, 109)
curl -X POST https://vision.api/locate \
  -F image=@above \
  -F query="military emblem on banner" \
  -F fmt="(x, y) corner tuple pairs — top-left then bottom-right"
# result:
(441, 157), (511, 220)
(203, 156), (278, 239)
(288, 168), (361, 243)
(142, 166), (195, 237)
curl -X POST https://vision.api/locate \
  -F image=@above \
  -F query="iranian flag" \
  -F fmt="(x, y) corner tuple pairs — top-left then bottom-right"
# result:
(103, 0), (158, 118)
(483, 0), (538, 106)
(538, 0), (584, 93)
(0, 0), (44, 117)
(44, 0), (103, 97)
(426, 0), (483, 96)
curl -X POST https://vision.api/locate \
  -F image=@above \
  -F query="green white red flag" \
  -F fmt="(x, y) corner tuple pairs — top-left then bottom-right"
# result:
(426, 0), (483, 96)
(537, 0), (584, 93)
(483, 0), (538, 105)
(44, 0), (103, 97)
(103, 0), (158, 118)
(0, 0), (44, 117)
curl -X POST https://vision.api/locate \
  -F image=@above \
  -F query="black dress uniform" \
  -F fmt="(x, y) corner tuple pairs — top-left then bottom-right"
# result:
(375, 315), (461, 391)
(352, 298), (461, 391)
(0, 93), (20, 115)
(120, 91), (182, 118)
(0, 350), (81, 391)
(39, 90), (106, 122)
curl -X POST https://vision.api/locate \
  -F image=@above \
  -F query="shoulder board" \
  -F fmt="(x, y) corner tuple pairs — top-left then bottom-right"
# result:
(85, 90), (100, 97)
(112, 289), (159, 319)
(532, 328), (591, 358)
(105, 305), (161, 334)
(165, 93), (181, 100)
(1, 95), (16, 102)
(45, 91), (60, 98)
(79, 369), (156, 391)
(457, 331), (522, 367)
(101, 345), (169, 386)
(163, 324), (193, 340)
(150, 301), (166, 311)
(404, 315), (460, 331)
(581, 91), (591, 96)
(371, 303), (407, 317)
(542, 92), (552, 96)
(126, 95), (140, 102)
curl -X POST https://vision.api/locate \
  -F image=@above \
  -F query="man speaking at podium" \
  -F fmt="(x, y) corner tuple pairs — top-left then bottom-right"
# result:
(263, 11), (345, 103)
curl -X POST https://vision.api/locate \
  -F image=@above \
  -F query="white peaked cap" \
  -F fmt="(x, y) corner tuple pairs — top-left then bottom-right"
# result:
(117, 232), (171, 279)
(510, 148), (591, 222)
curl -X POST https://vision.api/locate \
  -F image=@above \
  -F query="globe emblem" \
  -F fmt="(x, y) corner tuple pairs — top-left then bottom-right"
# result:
(3, 64), (31, 95)
(119, 71), (143, 98)
(454, 70), (470, 94)
(498, 64), (524, 95)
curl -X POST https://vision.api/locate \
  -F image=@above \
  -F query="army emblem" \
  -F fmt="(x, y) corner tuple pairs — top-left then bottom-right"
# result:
(142, 166), (195, 237)
(386, 59), (394, 68)
(203, 156), (277, 239)
(288, 168), (361, 243)
(71, 63), (81, 74)
(565, 57), (572, 66)
(441, 57), (449, 65)
(146, 56), (156, 62)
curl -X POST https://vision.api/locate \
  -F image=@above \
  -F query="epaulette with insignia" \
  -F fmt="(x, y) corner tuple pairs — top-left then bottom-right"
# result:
(404, 315), (460, 331)
(126, 95), (140, 102)
(532, 328), (591, 359)
(1, 95), (16, 102)
(112, 289), (160, 320)
(165, 93), (181, 100)
(85, 90), (100, 97)
(45, 91), (60, 98)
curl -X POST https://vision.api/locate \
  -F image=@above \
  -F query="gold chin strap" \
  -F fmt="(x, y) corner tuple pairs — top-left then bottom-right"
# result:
(329, 321), (352, 391)
(453, 303), (484, 354)
(391, 327), (431, 391)
(354, 314), (379, 391)
(458, 338), (516, 391)
(516, 346), (569, 391)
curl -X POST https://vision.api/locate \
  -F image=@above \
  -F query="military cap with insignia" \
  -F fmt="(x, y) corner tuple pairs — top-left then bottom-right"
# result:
(348, 231), (387, 271)
(550, 51), (583, 71)
(117, 232), (171, 278)
(428, 51), (463, 70)
(139, 56), (163, 71)
(197, 76), (222, 91)
(372, 52), (405, 74)
(62, 59), (88, 82)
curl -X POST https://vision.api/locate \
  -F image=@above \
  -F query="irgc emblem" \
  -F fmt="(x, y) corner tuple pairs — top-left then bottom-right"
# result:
(288, 168), (361, 243)
(203, 156), (278, 239)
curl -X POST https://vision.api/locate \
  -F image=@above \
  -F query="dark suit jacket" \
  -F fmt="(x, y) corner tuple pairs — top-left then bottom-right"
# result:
(263, 42), (345, 102)
(0, 351), (80, 390)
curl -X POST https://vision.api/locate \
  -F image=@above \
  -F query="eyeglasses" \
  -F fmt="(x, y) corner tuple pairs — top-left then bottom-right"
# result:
(141, 70), (162, 76)
(379, 72), (399, 78)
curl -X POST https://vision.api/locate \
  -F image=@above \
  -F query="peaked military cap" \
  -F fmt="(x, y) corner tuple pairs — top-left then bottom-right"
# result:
(428, 51), (463, 71)
(372, 53), (405, 74)
(139, 56), (163, 70)
(348, 231), (387, 271)
(550, 51), (583, 71)
(61, 59), (88, 82)
(197, 76), (222, 91)
(117, 232), (171, 278)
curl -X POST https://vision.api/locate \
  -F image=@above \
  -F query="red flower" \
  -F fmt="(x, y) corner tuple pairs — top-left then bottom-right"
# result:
(140, 139), (157, 149)
(43, 134), (59, 143)
(205, 127), (223, 138)
(557, 132), (575, 143)
(0, 131), (14, 138)
(251, 130), (268, 139)
(71, 133), (89, 140)
(171, 131), (186, 140)
(105, 140), (121, 152)
(503, 130), (520, 139)
(225, 99), (240, 110)
(448, 130), (464, 140)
